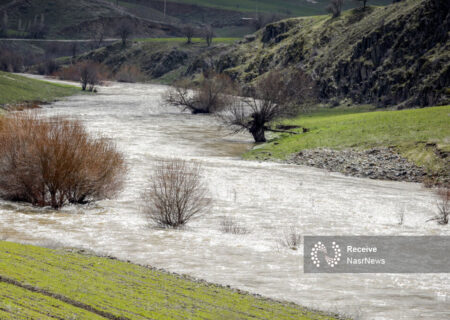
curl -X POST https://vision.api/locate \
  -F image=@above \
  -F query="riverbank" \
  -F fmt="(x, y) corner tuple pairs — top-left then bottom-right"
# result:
(0, 71), (81, 109)
(244, 105), (450, 186)
(0, 241), (344, 320)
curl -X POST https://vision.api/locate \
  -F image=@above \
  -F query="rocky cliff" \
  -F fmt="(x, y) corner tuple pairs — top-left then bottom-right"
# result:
(202, 0), (449, 107)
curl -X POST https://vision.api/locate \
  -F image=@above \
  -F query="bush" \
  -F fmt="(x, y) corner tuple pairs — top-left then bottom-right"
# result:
(428, 188), (449, 225)
(164, 73), (235, 114)
(142, 159), (211, 228)
(115, 64), (145, 83)
(219, 216), (249, 235)
(0, 113), (126, 209)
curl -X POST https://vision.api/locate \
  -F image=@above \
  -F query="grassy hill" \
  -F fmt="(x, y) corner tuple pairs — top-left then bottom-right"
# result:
(210, 0), (450, 107)
(0, 0), (180, 39)
(0, 241), (344, 320)
(0, 71), (80, 107)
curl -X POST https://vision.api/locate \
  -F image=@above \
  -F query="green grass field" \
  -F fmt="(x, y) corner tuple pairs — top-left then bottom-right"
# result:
(0, 71), (80, 107)
(0, 241), (342, 320)
(244, 105), (450, 175)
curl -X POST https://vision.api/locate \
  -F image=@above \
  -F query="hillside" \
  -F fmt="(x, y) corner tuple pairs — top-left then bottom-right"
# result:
(0, 0), (180, 38)
(0, 241), (343, 320)
(203, 0), (449, 107)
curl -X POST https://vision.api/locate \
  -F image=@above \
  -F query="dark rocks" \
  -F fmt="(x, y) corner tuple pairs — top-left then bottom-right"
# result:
(287, 147), (427, 183)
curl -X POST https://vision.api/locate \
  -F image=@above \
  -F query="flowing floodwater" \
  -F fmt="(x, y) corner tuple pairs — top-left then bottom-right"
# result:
(1, 78), (449, 319)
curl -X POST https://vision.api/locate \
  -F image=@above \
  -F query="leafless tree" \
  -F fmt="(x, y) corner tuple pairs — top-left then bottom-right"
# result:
(327, 0), (344, 18)
(0, 113), (126, 209)
(164, 73), (235, 114)
(221, 69), (316, 142)
(80, 61), (100, 91)
(183, 24), (195, 44)
(0, 11), (7, 37)
(116, 21), (133, 47)
(355, 0), (369, 9)
(252, 13), (281, 31)
(142, 159), (211, 228)
(428, 188), (449, 225)
(89, 21), (106, 49)
(203, 25), (214, 47)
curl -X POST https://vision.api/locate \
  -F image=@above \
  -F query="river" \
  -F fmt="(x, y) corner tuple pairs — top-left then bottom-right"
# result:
(0, 79), (449, 319)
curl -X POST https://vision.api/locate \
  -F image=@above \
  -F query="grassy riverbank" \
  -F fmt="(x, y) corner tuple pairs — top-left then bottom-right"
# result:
(0, 241), (343, 320)
(244, 105), (450, 178)
(0, 71), (80, 107)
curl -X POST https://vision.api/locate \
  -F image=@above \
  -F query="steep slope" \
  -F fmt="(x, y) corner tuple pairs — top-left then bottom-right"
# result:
(0, 0), (180, 38)
(207, 0), (449, 107)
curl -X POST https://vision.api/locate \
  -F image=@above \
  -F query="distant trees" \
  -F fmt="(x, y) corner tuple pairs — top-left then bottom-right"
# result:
(89, 21), (106, 49)
(221, 70), (316, 143)
(0, 114), (126, 209)
(116, 21), (133, 47)
(183, 24), (195, 44)
(164, 73), (234, 114)
(0, 11), (8, 37)
(29, 14), (48, 39)
(355, 0), (369, 9)
(327, 0), (344, 18)
(203, 25), (214, 47)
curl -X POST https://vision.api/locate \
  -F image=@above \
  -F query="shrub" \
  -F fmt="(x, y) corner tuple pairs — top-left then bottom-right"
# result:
(164, 73), (235, 114)
(428, 188), (449, 225)
(55, 61), (110, 90)
(219, 216), (249, 235)
(115, 64), (145, 83)
(0, 113), (126, 209)
(142, 159), (211, 228)
(278, 226), (302, 250)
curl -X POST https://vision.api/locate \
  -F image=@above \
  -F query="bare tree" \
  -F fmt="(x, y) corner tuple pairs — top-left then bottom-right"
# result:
(221, 69), (316, 142)
(355, 0), (369, 9)
(164, 73), (234, 114)
(327, 0), (344, 18)
(116, 21), (133, 47)
(79, 61), (100, 91)
(89, 21), (106, 49)
(0, 114), (126, 209)
(142, 159), (211, 228)
(203, 25), (214, 47)
(183, 24), (195, 44)
(0, 11), (7, 37)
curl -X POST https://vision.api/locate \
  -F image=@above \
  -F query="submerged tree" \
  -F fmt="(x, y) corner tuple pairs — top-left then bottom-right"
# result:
(164, 73), (235, 114)
(221, 69), (316, 143)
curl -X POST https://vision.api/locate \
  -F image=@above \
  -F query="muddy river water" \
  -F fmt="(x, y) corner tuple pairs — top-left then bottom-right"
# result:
(1, 79), (449, 319)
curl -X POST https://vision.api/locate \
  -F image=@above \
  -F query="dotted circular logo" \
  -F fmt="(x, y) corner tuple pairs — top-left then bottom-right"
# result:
(311, 241), (341, 268)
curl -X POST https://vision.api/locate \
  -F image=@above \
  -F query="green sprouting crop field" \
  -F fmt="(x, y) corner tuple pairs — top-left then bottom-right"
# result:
(0, 241), (344, 320)
(0, 71), (80, 106)
(244, 105), (450, 175)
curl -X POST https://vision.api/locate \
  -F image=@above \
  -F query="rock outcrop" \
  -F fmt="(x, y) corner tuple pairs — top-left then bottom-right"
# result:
(210, 0), (450, 107)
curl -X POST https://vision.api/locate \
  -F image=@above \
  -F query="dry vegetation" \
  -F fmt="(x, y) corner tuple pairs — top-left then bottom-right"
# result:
(55, 61), (109, 91)
(221, 69), (316, 142)
(142, 159), (211, 228)
(0, 113), (126, 209)
(219, 216), (249, 235)
(165, 73), (235, 114)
